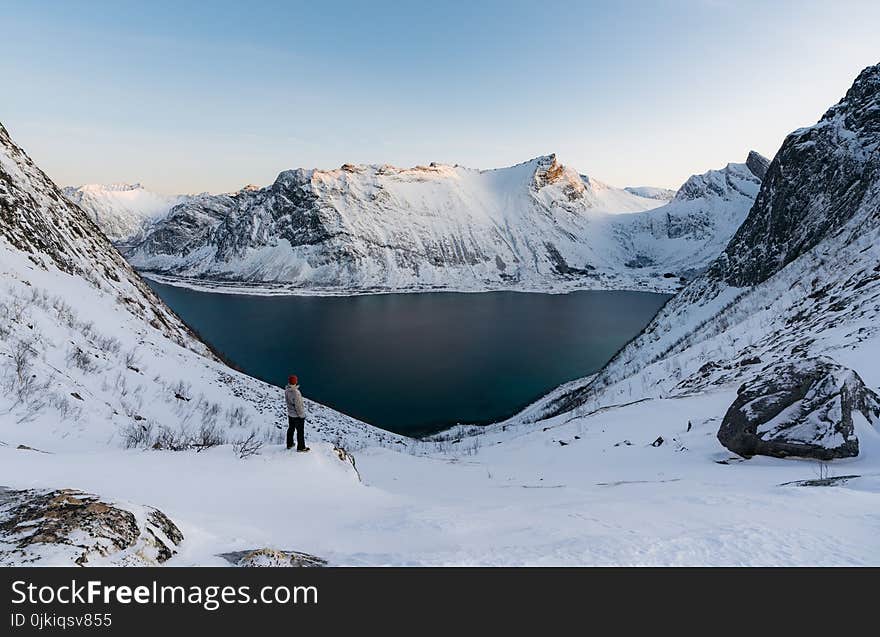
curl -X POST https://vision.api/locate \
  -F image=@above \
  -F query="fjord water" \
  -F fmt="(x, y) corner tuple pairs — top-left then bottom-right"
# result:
(147, 282), (670, 436)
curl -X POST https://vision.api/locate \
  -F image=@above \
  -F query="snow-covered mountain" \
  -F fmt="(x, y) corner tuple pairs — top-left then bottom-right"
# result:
(2, 63), (880, 566)
(62, 182), (185, 245)
(599, 155), (765, 278)
(125, 153), (765, 294)
(515, 64), (880, 454)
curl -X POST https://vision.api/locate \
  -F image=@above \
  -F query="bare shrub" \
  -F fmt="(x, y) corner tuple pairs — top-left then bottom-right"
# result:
(79, 321), (95, 340)
(51, 394), (80, 421)
(66, 346), (97, 373)
(120, 398), (144, 420)
(122, 347), (141, 371)
(193, 422), (225, 451)
(103, 371), (131, 398)
(128, 418), (227, 452)
(226, 405), (251, 429)
(121, 420), (154, 449)
(233, 431), (263, 459)
(201, 401), (221, 426)
(11, 339), (35, 384)
(152, 425), (191, 451)
(51, 296), (78, 328)
(172, 380), (191, 401)
(2, 339), (50, 420)
(0, 300), (11, 340)
(462, 437), (481, 457)
(94, 334), (122, 356)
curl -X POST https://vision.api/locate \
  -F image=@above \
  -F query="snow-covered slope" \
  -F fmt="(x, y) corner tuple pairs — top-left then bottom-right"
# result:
(3, 60), (880, 566)
(125, 154), (764, 294)
(62, 183), (185, 245)
(518, 64), (880, 437)
(0, 122), (402, 455)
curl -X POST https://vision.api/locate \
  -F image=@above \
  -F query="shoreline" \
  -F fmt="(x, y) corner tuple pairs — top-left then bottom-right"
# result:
(138, 270), (685, 298)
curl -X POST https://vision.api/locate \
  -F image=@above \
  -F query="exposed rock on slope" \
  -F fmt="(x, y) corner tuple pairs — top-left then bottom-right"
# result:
(0, 487), (183, 565)
(219, 548), (327, 567)
(745, 150), (771, 180)
(717, 358), (880, 460)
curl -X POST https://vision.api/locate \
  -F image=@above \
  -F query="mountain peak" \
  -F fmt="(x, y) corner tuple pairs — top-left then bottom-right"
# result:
(531, 153), (582, 194)
(819, 62), (880, 129)
(674, 159), (763, 202)
(746, 151), (770, 179)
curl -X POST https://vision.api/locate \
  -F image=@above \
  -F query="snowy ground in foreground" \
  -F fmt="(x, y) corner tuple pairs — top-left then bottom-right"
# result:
(4, 389), (878, 566)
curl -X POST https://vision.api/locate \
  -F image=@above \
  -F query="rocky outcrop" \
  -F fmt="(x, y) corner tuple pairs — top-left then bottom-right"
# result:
(0, 488), (184, 565)
(717, 358), (880, 460)
(135, 192), (235, 256)
(745, 150), (770, 180)
(218, 548), (327, 567)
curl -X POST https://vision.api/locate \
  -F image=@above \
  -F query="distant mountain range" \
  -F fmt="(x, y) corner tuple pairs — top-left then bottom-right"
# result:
(61, 183), (187, 245)
(74, 152), (766, 294)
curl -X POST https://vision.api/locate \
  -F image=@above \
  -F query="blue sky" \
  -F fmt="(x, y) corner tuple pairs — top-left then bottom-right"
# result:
(2, 0), (878, 193)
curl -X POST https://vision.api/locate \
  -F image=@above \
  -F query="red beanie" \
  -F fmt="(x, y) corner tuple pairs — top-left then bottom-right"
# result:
(288, 375), (298, 385)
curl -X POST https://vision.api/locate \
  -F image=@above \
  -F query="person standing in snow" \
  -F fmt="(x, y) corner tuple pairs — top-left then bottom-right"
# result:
(285, 375), (309, 452)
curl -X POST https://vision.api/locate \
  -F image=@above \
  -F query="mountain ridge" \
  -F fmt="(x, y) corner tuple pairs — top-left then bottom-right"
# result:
(121, 152), (765, 294)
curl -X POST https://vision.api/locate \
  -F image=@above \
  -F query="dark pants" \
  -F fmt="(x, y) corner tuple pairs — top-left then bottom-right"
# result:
(287, 416), (306, 450)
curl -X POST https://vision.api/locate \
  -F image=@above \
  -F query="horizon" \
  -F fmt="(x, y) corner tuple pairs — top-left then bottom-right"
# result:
(2, 0), (879, 194)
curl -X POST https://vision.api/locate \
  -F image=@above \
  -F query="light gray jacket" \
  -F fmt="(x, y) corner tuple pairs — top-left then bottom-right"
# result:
(285, 384), (306, 418)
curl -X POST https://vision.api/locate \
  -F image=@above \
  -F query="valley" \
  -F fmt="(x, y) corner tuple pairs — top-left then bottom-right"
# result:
(1, 61), (879, 567)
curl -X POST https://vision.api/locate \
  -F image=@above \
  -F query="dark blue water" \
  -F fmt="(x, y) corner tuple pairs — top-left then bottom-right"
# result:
(146, 282), (670, 436)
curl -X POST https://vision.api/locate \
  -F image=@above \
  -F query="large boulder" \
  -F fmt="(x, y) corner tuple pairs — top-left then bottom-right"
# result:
(717, 357), (880, 460)
(0, 488), (183, 566)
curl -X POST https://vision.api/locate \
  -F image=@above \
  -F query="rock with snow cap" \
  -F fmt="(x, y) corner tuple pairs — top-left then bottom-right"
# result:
(717, 357), (880, 460)
(0, 488), (183, 566)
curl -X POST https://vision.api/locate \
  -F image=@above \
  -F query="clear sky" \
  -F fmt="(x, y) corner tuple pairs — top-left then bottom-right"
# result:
(2, 0), (878, 194)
